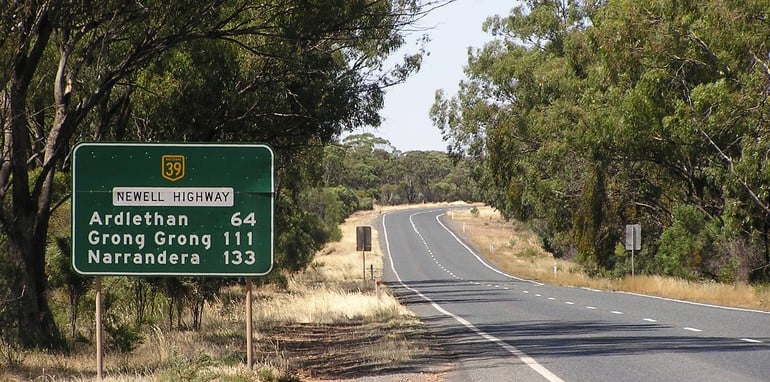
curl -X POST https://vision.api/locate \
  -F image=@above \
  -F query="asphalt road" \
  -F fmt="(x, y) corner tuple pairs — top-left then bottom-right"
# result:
(379, 207), (770, 382)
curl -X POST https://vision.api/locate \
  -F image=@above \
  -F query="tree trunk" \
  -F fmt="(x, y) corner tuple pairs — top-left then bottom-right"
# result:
(7, 230), (64, 350)
(0, 4), (64, 351)
(70, 287), (77, 339)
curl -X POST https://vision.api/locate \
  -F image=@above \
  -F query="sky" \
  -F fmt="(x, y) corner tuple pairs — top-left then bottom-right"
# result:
(355, 0), (516, 152)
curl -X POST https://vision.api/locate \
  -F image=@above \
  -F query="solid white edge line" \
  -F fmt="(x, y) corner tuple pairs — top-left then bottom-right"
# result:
(432, 211), (544, 286)
(435, 208), (770, 317)
(382, 211), (564, 382)
(618, 291), (770, 314)
(740, 338), (762, 343)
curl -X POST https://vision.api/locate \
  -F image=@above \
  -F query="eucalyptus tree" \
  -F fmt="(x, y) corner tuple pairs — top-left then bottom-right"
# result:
(434, 0), (770, 278)
(433, 0), (606, 262)
(0, 0), (450, 349)
(587, 0), (770, 277)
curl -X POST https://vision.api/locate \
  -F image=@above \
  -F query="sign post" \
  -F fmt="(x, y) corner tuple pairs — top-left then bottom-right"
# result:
(625, 224), (641, 277)
(246, 277), (254, 369)
(72, 143), (274, 377)
(356, 226), (372, 281)
(95, 277), (103, 380)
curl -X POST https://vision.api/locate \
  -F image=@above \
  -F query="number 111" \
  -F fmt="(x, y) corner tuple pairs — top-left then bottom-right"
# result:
(224, 231), (253, 246)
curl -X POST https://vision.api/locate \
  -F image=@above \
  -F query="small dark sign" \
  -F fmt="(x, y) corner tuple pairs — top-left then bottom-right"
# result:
(356, 226), (372, 251)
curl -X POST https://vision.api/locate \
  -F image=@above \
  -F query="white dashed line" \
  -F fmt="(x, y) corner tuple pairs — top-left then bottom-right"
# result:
(434, 213), (544, 286)
(386, 211), (565, 382)
(400, 210), (770, 380)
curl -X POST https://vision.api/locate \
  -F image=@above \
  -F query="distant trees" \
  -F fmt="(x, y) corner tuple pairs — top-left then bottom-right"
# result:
(433, 0), (770, 281)
(322, 133), (480, 205)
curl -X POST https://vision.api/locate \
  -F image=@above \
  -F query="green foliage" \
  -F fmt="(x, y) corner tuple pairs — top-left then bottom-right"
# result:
(0, 234), (20, 359)
(105, 322), (144, 354)
(276, 191), (330, 273)
(718, 256), (741, 284)
(158, 351), (213, 382)
(133, 40), (244, 141)
(356, 193), (375, 211)
(257, 367), (301, 382)
(612, 243), (631, 277)
(294, 186), (371, 245)
(656, 205), (718, 280)
(0, 0), (449, 348)
(323, 135), (480, 205)
(433, 0), (770, 282)
(301, 187), (351, 242)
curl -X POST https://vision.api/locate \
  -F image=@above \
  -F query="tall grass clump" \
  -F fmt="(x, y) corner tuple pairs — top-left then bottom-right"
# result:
(255, 284), (411, 325)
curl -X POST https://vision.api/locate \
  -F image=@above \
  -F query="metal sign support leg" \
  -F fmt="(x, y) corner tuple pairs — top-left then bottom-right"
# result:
(632, 227), (636, 277)
(246, 277), (254, 369)
(95, 277), (104, 381)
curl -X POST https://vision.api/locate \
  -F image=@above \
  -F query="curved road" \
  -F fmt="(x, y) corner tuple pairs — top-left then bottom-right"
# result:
(379, 207), (770, 381)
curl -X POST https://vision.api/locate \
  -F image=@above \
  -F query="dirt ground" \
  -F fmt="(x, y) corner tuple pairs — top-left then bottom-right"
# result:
(258, 205), (465, 382)
(259, 320), (456, 382)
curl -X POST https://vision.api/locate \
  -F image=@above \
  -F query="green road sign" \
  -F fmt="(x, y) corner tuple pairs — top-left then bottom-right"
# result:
(72, 143), (274, 276)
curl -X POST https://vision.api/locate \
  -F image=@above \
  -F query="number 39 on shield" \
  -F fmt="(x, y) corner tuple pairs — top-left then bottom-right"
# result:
(161, 154), (186, 182)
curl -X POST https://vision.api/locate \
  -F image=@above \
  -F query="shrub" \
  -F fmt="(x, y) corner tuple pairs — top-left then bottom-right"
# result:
(105, 322), (144, 353)
(655, 205), (717, 279)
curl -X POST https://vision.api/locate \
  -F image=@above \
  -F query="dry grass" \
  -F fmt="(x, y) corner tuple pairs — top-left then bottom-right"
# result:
(449, 205), (770, 311)
(10, 202), (768, 381)
(300, 208), (385, 284)
(618, 275), (770, 309)
(254, 284), (412, 325)
(1, 321), (253, 381)
(1, 206), (424, 381)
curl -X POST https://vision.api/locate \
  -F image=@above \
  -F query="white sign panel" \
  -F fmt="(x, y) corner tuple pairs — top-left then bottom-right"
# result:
(112, 187), (234, 207)
(625, 224), (641, 251)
